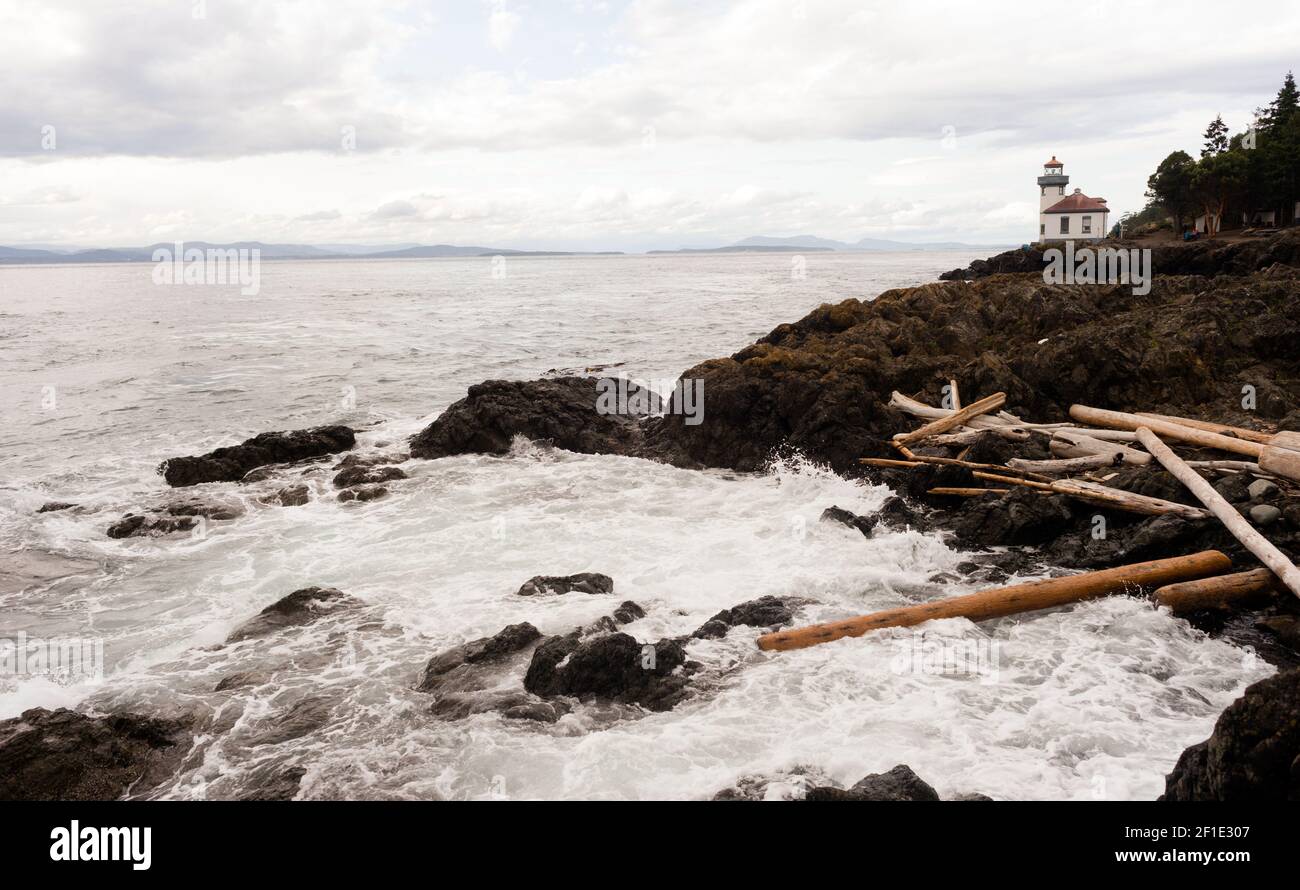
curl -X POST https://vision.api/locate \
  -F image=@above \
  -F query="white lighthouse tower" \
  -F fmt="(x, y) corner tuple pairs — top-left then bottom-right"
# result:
(1037, 156), (1068, 239)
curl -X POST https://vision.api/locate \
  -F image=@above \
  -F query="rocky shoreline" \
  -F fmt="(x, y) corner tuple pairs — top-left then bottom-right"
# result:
(5, 230), (1299, 800)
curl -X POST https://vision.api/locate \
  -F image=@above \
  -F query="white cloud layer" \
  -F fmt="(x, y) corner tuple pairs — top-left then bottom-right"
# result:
(1, 0), (1296, 248)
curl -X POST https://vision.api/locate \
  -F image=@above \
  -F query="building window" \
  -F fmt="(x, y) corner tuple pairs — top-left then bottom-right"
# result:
(1060, 217), (1070, 234)
(1082, 216), (1091, 234)
(1040, 223), (1045, 235)
(1041, 187), (1046, 196)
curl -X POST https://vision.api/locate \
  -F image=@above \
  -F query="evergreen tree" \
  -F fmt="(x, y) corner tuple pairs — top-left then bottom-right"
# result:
(1262, 71), (1299, 128)
(1201, 115), (1229, 157)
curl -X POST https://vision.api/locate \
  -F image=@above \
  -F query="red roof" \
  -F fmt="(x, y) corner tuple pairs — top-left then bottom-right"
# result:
(1044, 156), (1063, 167)
(1043, 191), (1108, 214)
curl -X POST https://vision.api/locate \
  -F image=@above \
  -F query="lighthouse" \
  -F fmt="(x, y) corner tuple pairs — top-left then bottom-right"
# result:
(1036, 156), (1109, 242)
(1037, 156), (1068, 239)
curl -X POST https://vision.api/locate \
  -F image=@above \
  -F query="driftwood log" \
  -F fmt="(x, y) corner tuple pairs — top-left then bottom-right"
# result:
(1136, 428), (1300, 600)
(1136, 412), (1273, 445)
(757, 551), (1233, 651)
(895, 393), (1007, 446)
(1071, 405), (1300, 483)
(971, 471), (1209, 519)
(1154, 568), (1281, 614)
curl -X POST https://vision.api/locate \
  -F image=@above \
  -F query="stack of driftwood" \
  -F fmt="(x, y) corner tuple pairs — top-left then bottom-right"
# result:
(759, 384), (1300, 652)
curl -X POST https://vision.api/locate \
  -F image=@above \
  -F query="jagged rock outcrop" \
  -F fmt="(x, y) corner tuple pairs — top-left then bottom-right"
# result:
(523, 632), (693, 712)
(805, 764), (942, 801)
(225, 586), (361, 643)
(691, 595), (805, 639)
(939, 229), (1300, 281)
(515, 573), (614, 597)
(159, 425), (355, 486)
(410, 377), (651, 460)
(1161, 668), (1300, 800)
(0, 708), (192, 801)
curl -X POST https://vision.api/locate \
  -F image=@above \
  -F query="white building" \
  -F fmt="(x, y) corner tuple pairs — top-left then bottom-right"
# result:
(1036, 156), (1110, 242)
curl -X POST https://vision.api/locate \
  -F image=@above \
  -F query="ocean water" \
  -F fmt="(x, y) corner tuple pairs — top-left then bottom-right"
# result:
(0, 252), (1271, 800)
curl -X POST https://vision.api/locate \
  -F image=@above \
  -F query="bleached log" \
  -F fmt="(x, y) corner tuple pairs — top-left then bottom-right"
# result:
(1006, 454), (1122, 474)
(970, 471), (1209, 519)
(1049, 431), (1151, 464)
(1136, 412), (1272, 444)
(895, 393), (1007, 446)
(1136, 427), (1300, 600)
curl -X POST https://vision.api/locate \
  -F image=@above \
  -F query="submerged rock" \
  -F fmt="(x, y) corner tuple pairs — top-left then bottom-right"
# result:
(418, 622), (543, 693)
(225, 586), (360, 644)
(36, 501), (76, 513)
(523, 632), (693, 712)
(805, 764), (941, 802)
(107, 513), (197, 539)
(263, 484), (310, 507)
(332, 465), (407, 489)
(159, 425), (356, 487)
(337, 485), (388, 503)
(515, 572), (614, 596)
(692, 595), (804, 639)
(820, 505), (879, 536)
(0, 708), (192, 801)
(1161, 668), (1300, 800)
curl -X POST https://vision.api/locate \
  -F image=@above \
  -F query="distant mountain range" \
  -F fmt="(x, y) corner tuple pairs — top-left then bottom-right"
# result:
(0, 234), (1005, 264)
(733, 235), (1010, 251)
(0, 241), (625, 264)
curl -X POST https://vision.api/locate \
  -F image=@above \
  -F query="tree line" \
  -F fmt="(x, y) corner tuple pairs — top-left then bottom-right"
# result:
(1139, 72), (1298, 237)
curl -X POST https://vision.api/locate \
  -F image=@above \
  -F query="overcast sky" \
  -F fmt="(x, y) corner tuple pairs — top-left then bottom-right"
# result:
(1, 0), (1296, 251)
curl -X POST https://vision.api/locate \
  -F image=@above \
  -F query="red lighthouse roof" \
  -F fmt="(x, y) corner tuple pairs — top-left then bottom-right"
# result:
(1044, 156), (1063, 168)
(1043, 190), (1108, 214)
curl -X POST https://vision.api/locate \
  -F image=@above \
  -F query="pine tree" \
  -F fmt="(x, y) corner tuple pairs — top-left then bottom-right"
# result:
(1263, 71), (1299, 129)
(1201, 115), (1229, 157)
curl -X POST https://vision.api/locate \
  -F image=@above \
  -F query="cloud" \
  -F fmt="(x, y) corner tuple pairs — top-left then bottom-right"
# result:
(370, 200), (420, 219)
(487, 1), (522, 52)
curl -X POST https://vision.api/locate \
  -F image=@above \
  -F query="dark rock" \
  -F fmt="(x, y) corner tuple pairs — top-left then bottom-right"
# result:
(1213, 473), (1253, 504)
(805, 764), (941, 802)
(337, 485), (389, 503)
(692, 595), (802, 639)
(332, 465), (407, 489)
(264, 484), (310, 507)
(0, 708), (192, 801)
(953, 489), (1074, 547)
(501, 700), (572, 723)
(225, 587), (360, 644)
(107, 513), (197, 539)
(515, 572), (614, 596)
(165, 499), (244, 520)
(951, 792), (995, 801)
(523, 632), (692, 711)
(1161, 668), (1300, 800)
(36, 502), (76, 513)
(820, 505), (879, 536)
(159, 425), (355, 487)
(409, 376), (660, 460)
(417, 622), (543, 693)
